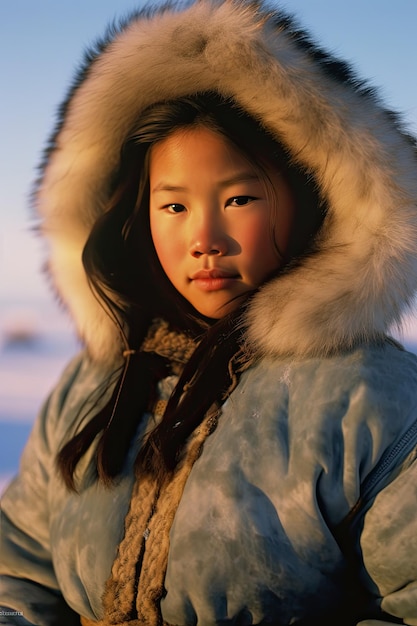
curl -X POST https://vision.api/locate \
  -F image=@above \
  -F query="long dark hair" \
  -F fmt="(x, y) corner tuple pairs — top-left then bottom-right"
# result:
(57, 92), (325, 489)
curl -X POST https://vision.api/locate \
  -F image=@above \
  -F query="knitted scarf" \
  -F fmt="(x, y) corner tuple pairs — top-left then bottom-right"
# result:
(81, 319), (220, 626)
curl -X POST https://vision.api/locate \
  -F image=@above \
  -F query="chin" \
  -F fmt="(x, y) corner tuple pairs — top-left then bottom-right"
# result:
(193, 299), (244, 320)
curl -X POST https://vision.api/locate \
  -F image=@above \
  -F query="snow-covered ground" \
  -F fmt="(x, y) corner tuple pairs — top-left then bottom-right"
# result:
(1, 299), (417, 496)
(0, 300), (79, 494)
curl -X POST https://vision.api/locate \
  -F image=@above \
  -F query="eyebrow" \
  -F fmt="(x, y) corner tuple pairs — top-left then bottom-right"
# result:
(151, 172), (260, 193)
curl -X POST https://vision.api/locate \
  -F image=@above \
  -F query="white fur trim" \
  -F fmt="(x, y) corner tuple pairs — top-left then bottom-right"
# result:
(35, 0), (417, 360)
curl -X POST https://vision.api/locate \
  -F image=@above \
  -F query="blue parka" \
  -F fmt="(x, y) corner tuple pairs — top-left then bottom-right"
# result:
(1, 1), (417, 624)
(2, 343), (417, 625)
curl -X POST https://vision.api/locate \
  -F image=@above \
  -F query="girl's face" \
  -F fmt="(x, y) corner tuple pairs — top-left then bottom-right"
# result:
(149, 127), (295, 319)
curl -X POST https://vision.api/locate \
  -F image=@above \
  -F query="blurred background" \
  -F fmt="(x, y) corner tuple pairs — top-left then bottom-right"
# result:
(2, 0), (417, 493)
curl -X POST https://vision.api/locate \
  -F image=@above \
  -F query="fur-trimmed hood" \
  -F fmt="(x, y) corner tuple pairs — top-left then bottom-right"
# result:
(35, 0), (417, 362)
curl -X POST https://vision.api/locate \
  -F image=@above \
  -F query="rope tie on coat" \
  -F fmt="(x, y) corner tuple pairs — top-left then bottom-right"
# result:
(80, 318), (223, 626)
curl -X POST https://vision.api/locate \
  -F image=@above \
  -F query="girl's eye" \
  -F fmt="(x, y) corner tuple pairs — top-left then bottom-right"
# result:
(227, 196), (257, 207)
(166, 203), (186, 214)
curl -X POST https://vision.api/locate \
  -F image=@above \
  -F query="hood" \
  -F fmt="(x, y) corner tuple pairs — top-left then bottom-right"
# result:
(35, 0), (417, 361)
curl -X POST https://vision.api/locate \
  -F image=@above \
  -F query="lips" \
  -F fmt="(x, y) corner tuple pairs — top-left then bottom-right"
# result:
(190, 269), (238, 280)
(190, 269), (240, 292)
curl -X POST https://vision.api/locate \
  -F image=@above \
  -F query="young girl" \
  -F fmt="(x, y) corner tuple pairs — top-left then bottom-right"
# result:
(1, 2), (417, 625)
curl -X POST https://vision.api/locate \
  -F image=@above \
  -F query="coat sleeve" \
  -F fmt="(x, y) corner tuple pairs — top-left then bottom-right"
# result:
(358, 453), (417, 626)
(0, 355), (86, 626)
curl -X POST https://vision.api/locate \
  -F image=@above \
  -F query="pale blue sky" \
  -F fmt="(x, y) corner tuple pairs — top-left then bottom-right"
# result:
(2, 0), (417, 302)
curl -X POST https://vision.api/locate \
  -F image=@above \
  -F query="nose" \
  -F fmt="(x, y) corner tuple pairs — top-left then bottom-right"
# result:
(189, 213), (228, 258)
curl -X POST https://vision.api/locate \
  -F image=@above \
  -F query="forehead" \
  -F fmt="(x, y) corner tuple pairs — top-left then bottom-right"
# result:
(149, 126), (256, 180)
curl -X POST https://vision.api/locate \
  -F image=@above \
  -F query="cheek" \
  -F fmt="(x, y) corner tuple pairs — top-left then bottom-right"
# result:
(150, 214), (183, 279)
(150, 214), (169, 270)
(238, 213), (277, 264)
